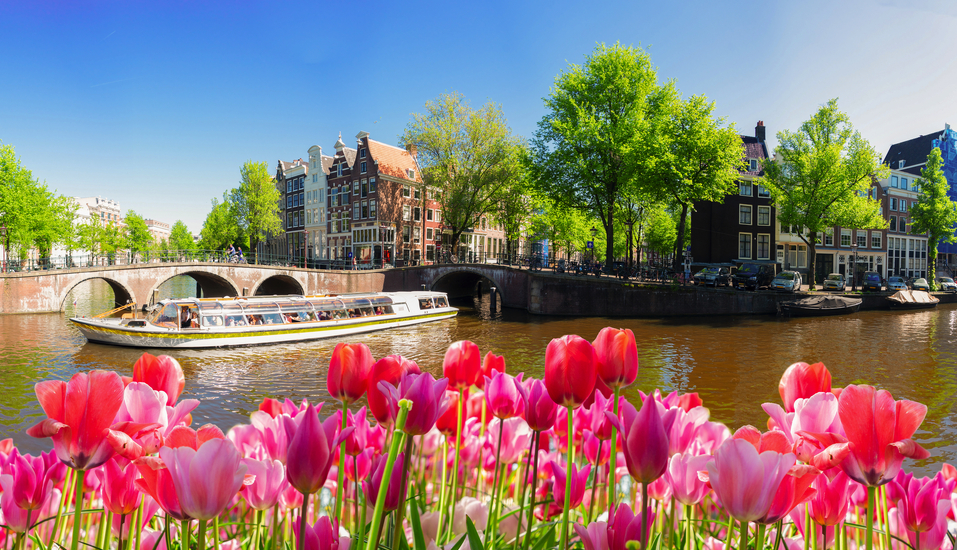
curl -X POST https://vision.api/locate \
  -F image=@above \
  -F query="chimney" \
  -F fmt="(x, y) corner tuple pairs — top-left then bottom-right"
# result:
(755, 121), (766, 142)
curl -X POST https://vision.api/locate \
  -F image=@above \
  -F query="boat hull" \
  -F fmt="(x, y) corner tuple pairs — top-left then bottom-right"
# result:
(779, 303), (861, 317)
(72, 309), (457, 349)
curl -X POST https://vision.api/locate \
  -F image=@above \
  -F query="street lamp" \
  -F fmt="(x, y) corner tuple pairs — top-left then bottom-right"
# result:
(851, 241), (858, 292)
(590, 226), (597, 267)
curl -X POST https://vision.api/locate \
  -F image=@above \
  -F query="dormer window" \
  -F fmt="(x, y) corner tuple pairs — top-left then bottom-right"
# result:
(749, 159), (758, 171)
(898, 160), (905, 169)
(407, 169), (416, 179)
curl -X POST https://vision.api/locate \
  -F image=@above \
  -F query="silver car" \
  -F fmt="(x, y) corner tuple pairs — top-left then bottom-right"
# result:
(771, 271), (802, 292)
(822, 273), (845, 291)
(937, 277), (957, 292)
(887, 276), (908, 291)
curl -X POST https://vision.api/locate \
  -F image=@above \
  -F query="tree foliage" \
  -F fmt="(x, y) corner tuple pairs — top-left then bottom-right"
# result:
(123, 210), (153, 257)
(230, 161), (281, 260)
(199, 196), (244, 251)
(910, 147), (957, 288)
(528, 43), (668, 267)
(760, 99), (887, 288)
(169, 220), (196, 251)
(401, 92), (525, 255)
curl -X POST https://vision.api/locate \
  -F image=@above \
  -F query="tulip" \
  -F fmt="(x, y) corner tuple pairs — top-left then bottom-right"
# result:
(0, 475), (56, 534)
(436, 389), (465, 437)
(296, 516), (349, 550)
(451, 496), (489, 536)
(132, 352), (186, 405)
(99, 457), (141, 516)
(611, 396), (669, 484)
(667, 452), (712, 506)
(361, 452), (405, 512)
(888, 470), (955, 534)
(606, 503), (656, 550)
(378, 371), (450, 436)
(161, 438), (247, 521)
(285, 405), (347, 496)
(574, 521), (611, 550)
(544, 335), (597, 408)
(249, 411), (296, 463)
(327, 343), (374, 404)
(487, 417), (532, 464)
(755, 462), (819, 525)
(806, 471), (853, 527)
(5, 453), (55, 511)
(477, 351), (506, 389)
(443, 340), (481, 390)
(341, 407), (384, 456)
(583, 430), (611, 466)
(778, 361), (832, 413)
(484, 371), (525, 419)
(367, 355), (420, 424)
(242, 457), (287, 511)
(134, 456), (190, 520)
(522, 379), (557, 432)
(592, 327), (638, 390)
(551, 461), (590, 509)
(705, 439), (796, 523)
(663, 405), (710, 456)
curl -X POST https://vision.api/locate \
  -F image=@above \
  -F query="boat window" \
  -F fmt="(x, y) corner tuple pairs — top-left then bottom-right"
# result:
(311, 300), (344, 321)
(359, 306), (374, 317)
(151, 303), (179, 327)
(283, 308), (310, 323)
(418, 298), (434, 310)
(392, 303), (408, 313)
(222, 304), (248, 327)
(202, 315), (224, 327)
(434, 296), (448, 308)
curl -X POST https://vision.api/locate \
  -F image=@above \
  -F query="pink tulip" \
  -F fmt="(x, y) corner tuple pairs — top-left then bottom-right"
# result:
(340, 407), (384, 456)
(327, 342), (374, 404)
(606, 503), (656, 550)
(583, 391), (617, 441)
(592, 327), (638, 390)
(756, 462), (819, 524)
(107, 381), (200, 460)
(452, 496), (489, 535)
(134, 456), (189, 520)
(487, 417), (532, 464)
(648, 476), (672, 501)
(285, 404), (350, 495)
(132, 353), (186, 406)
(28, 370), (126, 470)
(367, 355), (420, 424)
(344, 448), (374, 483)
(731, 425), (791, 454)
(704, 438), (796, 523)
(583, 430), (611, 466)
(778, 362), (832, 413)
(165, 423), (226, 449)
(607, 395), (668, 483)
(98, 457), (141, 516)
(544, 335), (597, 408)
(443, 340), (481, 391)
(892, 500), (952, 550)
(241, 457), (287, 511)
(888, 470), (955, 534)
(295, 516), (349, 550)
(484, 371), (525, 419)
(551, 461), (590, 508)
(112, 495), (159, 538)
(160, 437), (248, 520)
(477, 352), (506, 390)
(574, 521), (611, 550)
(663, 405), (710, 456)
(0, 477), (56, 533)
(667, 452), (711, 506)
(523, 378), (558, 432)
(837, 384), (930, 487)
(249, 410), (297, 463)
(362, 452), (404, 512)
(259, 398), (308, 419)
(806, 471), (853, 527)
(279, 482), (304, 510)
(4, 453), (54, 511)
(378, 371), (450, 435)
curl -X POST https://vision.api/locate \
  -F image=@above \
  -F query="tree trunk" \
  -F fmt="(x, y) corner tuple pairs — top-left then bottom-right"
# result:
(673, 203), (689, 272)
(929, 247), (938, 290)
(807, 239), (817, 290)
(604, 204), (615, 272)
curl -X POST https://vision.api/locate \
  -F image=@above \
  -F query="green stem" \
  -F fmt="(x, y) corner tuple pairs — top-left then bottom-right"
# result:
(446, 389), (465, 542)
(559, 405), (574, 550)
(586, 440), (603, 524)
(641, 481), (649, 550)
(487, 420), (505, 550)
(197, 519), (207, 550)
(182, 519), (191, 550)
(252, 510), (262, 550)
(392, 436), (416, 550)
(271, 504), (281, 550)
(686, 505), (693, 550)
(740, 521), (749, 550)
(49, 467), (72, 548)
(335, 400), (348, 521)
(522, 433), (541, 550)
(436, 440), (449, 542)
(866, 486), (875, 550)
(477, 399), (488, 497)
(512, 432), (536, 550)
(724, 518), (735, 550)
(133, 496), (144, 550)
(355, 455), (363, 544)
(213, 516), (220, 550)
(69, 469), (85, 550)
(358, 485), (368, 549)
(299, 493), (310, 550)
(609, 386), (620, 517)
(364, 399), (412, 550)
(756, 523), (766, 550)
(879, 485), (891, 550)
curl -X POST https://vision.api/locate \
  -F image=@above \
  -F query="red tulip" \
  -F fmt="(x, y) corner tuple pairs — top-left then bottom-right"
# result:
(476, 352), (506, 390)
(327, 342), (374, 404)
(133, 353), (186, 406)
(28, 370), (126, 470)
(367, 355), (420, 424)
(837, 384), (930, 487)
(544, 335), (597, 408)
(285, 404), (351, 495)
(522, 378), (557, 432)
(592, 327), (638, 390)
(551, 461), (591, 509)
(608, 395), (668, 483)
(778, 362), (831, 413)
(436, 389), (465, 437)
(443, 340), (481, 390)
(484, 371), (525, 419)
(377, 371), (450, 435)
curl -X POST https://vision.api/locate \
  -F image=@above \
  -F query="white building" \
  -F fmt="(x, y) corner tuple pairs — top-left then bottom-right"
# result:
(305, 145), (333, 262)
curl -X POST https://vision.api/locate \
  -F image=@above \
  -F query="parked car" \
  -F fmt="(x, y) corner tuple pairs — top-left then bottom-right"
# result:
(733, 263), (776, 290)
(936, 277), (957, 292)
(693, 267), (732, 287)
(862, 271), (883, 292)
(822, 273), (846, 291)
(770, 271), (802, 292)
(886, 276), (908, 291)
(910, 277), (931, 291)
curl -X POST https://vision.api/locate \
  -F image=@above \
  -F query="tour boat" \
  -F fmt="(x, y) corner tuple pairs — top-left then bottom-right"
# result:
(70, 291), (457, 349)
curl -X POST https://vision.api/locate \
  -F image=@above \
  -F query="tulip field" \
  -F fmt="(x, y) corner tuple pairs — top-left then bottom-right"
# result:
(2, 327), (954, 550)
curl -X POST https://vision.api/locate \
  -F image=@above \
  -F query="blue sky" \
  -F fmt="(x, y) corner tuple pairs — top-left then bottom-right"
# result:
(2, 0), (955, 234)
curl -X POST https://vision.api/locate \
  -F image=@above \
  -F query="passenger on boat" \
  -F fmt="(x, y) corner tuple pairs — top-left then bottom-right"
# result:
(348, 309), (358, 318)
(180, 307), (191, 328)
(374, 307), (383, 315)
(250, 315), (263, 325)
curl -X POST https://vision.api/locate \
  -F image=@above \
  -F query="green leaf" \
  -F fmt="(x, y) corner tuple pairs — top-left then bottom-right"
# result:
(466, 517), (485, 550)
(408, 493), (428, 550)
(530, 524), (556, 550)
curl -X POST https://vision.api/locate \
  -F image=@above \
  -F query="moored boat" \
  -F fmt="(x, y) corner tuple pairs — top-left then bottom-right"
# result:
(778, 295), (862, 317)
(887, 289), (939, 310)
(70, 291), (457, 349)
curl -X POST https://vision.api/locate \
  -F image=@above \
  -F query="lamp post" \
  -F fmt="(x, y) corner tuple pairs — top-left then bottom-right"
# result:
(0, 224), (5, 273)
(851, 241), (858, 292)
(590, 226), (597, 267)
(625, 220), (634, 275)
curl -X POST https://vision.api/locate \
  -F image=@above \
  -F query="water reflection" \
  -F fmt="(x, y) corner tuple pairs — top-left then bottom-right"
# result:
(2, 283), (956, 476)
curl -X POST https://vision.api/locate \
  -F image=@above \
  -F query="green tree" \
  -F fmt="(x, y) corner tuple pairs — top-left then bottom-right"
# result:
(644, 205), (678, 256)
(528, 43), (670, 269)
(169, 220), (196, 251)
(401, 92), (526, 257)
(910, 147), (957, 289)
(123, 210), (153, 260)
(760, 99), (887, 289)
(77, 214), (104, 259)
(231, 160), (281, 262)
(100, 221), (125, 263)
(199, 196), (243, 251)
(644, 94), (745, 269)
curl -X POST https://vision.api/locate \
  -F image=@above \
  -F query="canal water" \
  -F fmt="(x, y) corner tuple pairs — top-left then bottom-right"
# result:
(2, 277), (955, 476)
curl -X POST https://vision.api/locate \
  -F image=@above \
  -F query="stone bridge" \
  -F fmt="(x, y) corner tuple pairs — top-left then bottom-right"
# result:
(0, 262), (539, 315)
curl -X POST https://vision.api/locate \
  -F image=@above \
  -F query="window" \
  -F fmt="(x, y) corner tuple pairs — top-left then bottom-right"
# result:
(899, 160), (905, 169)
(739, 205), (752, 225)
(361, 179), (368, 197)
(287, 196), (292, 208)
(841, 229), (851, 247)
(413, 227), (421, 244)
(299, 191), (304, 205)
(360, 161), (367, 174)
(306, 210), (311, 224)
(427, 227), (433, 240)
(408, 169), (416, 179)
(901, 200), (908, 213)
(739, 182), (752, 196)
(901, 177), (908, 191)
(891, 175), (898, 188)
(757, 186), (770, 198)
(369, 200), (376, 219)
(313, 174), (317, 183)
(435, 210), (442, 223)
(353, 181), (359, 195)
(757, 234), (771, 260)
(789, 245), (807, 268)
(353, 203), (359, 220)
(890, 197), (898, 211)
(427, 209), (434, 221)
(739, 233), (752, 259)
(362, 201), (368, 218)
(294, 212), (299, 227)
(360, 149), (366, 158)
(749, 159), (758, 171)
(369, 178), (376, 193)
(757, 206), (771, 226)
(403, 205), (411, 221)
(857, 231), (867, 248)
(872, 233), (882, 249)
(824, 231), (833, 246)
(900, 219), (907, 233)
(402, 226), (410, 243)
(414, 207), (421, 221)
(890, 216), (897, 231)
(402, 185), (411, 198)
(337, 164), (342, 177)
(414, 188), (421, 200)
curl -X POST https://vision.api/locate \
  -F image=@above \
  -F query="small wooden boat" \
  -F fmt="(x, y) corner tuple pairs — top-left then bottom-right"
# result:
(887, 290), (939, 310)
(778, 295), (862, 317)
(70, 291), (457, 349)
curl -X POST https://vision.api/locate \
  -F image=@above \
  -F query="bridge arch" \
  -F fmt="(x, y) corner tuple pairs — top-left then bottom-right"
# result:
(148, 271), (240, 303)
(59, 275), (137, 312)
(429, 267), (505, 301)
(253, 274), (305, 296)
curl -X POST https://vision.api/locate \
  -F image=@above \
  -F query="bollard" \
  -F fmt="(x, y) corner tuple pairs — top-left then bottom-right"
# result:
(489, 286), (497, 312)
